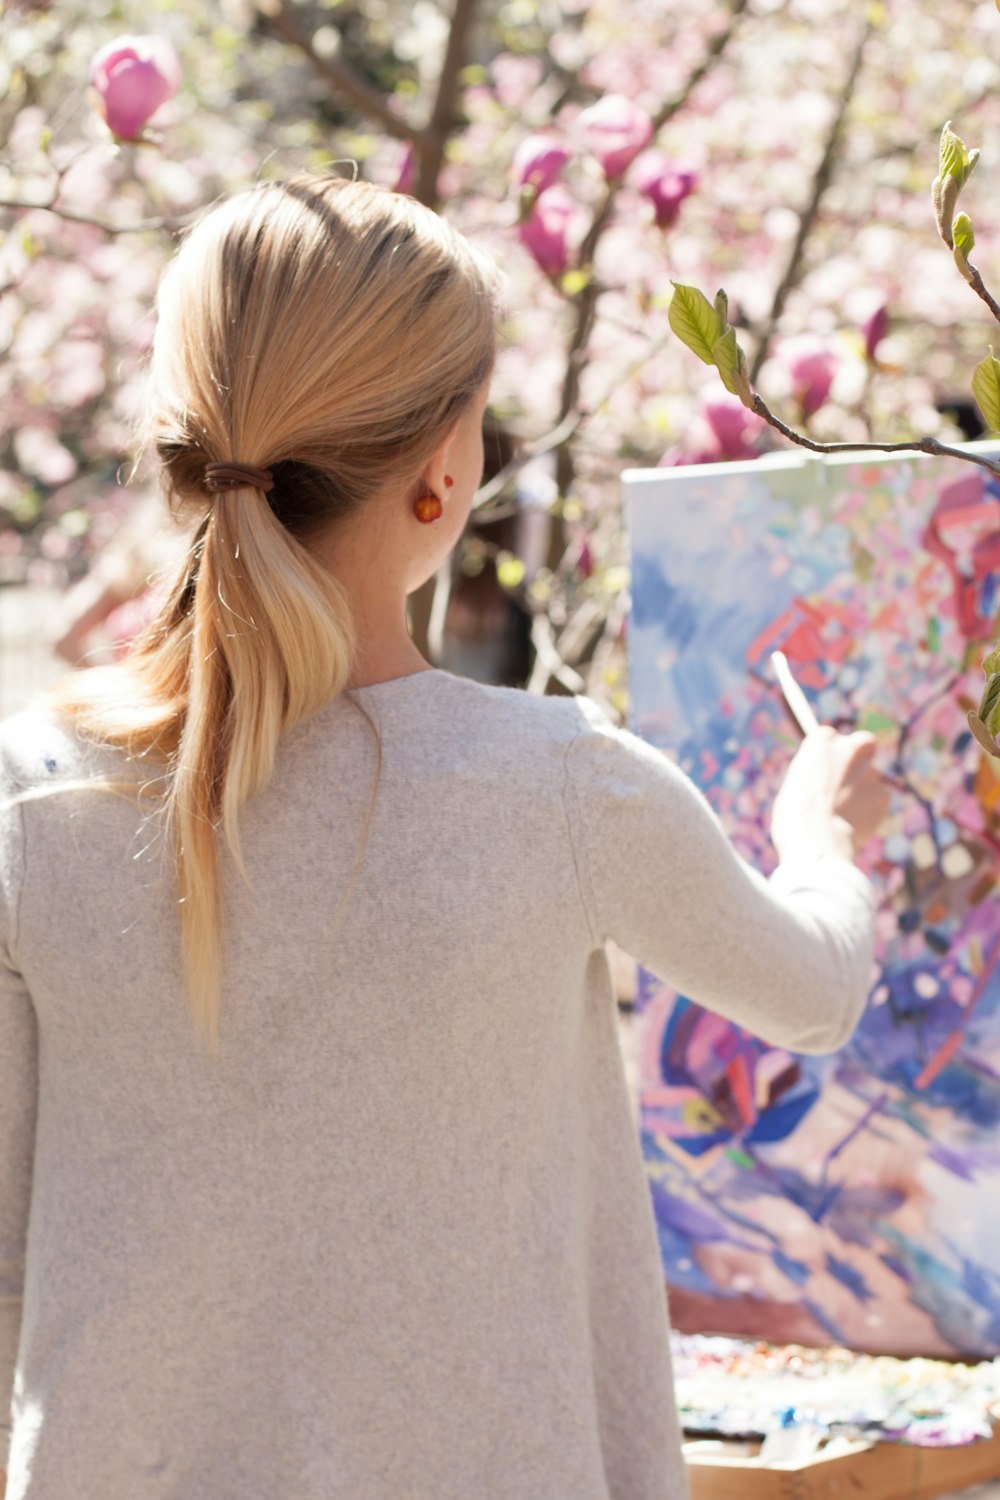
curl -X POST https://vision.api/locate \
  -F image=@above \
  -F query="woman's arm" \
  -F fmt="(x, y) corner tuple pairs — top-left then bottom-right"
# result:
(563, 709), (885, 1054)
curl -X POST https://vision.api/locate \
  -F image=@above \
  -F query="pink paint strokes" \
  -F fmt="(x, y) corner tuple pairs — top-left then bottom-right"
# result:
(626, 448), (1000, 1358)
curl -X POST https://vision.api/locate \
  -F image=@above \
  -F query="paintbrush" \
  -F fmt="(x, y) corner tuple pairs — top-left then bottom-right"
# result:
(770, 651), (820, 736)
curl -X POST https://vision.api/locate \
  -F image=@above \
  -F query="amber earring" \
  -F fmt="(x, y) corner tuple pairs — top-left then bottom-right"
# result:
(413, 475), (452, 524)
(413, 492), (443, 524)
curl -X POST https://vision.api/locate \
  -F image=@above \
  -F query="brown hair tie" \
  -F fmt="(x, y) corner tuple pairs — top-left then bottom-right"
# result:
(203, 462), (275, 494)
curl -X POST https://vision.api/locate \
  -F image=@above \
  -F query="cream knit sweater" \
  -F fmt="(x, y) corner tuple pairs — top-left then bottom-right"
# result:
(0, 668), (875, 1499)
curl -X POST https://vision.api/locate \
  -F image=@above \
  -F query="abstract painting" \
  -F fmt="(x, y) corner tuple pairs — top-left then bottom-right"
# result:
(624, 446), (1000, 1357)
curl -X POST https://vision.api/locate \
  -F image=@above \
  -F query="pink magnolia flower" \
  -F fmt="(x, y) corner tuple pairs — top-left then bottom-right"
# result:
(862, 304), (889, 363)
(633, 151), (697, 229)
(578, 94), (653, 181)
(518, 184), (577, 277)
(89, 35), (181, 142)
(781, 336), (839, 418)
(512, 133), (570, 195)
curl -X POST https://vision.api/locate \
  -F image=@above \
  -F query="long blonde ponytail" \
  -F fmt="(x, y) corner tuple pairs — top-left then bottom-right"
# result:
(47, 175), (500, 1053)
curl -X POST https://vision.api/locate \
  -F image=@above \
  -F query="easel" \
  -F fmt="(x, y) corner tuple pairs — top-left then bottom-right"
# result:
(684, 1425), (1000, 1498)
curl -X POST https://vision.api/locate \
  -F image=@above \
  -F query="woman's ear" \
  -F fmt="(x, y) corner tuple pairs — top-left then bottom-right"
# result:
(422, 423), (460, 495)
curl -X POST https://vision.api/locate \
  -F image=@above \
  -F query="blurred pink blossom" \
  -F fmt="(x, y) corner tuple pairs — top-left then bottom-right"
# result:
(519, 185), (577, 277)
(863, 304), (889, 363)
(89, 35), (181, 142)
(512, 133), (570, 195)
(632, 152), (697, 229)
(703, 395), (764, 459)
(490, 54), (545, 110)
(781, 336), (839, 418)
(578, 94), (653, 180)
(394, 142), (415, 196)
(659, 394), (765, 466)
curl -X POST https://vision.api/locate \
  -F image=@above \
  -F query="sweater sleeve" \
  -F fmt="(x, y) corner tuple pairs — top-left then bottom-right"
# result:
(562, 699), (877, 1055)
(0, 742), (38, 1467)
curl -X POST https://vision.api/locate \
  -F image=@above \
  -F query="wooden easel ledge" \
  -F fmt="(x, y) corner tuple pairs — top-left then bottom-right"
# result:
(684, 1422), (1000, 1500)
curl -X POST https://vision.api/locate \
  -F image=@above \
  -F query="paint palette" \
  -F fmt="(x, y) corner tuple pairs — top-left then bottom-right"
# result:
(624, 446), (1000, 1358)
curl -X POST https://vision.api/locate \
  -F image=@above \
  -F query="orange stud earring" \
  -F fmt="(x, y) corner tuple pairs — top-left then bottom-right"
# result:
(444, 474), (454, 488)
(414, 491), (443, 524)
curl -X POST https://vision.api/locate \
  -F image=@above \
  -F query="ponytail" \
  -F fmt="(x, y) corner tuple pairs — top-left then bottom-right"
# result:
(46, 174), (499, 1052)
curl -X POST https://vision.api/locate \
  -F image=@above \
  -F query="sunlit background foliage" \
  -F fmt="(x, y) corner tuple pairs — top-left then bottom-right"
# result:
(3, 0), (1000, 714)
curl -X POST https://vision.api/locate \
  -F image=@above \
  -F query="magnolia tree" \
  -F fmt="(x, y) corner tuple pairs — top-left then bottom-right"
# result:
(3, 0), (1000, 720)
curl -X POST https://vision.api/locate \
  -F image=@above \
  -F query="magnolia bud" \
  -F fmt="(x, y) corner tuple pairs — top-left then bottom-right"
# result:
(89, 34), (181, 141)
(518, 185), (577, 277)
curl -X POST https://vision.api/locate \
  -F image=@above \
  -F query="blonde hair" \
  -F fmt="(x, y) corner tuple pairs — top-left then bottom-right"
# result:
(47, 175), (500, 1054)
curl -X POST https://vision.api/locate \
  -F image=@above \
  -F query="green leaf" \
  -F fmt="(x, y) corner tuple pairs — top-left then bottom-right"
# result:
(983, 644), (1000, 677)
(982, 673), (1000, 735)
(711, 326), (753, 406)
(940, 121), (969, 184)
(713, 288), (729, 326)
(972, 349), (1000, 432)
(668, 283), (725, 365)
(939, 121), (980, 189)
(953, 211), (975, 258)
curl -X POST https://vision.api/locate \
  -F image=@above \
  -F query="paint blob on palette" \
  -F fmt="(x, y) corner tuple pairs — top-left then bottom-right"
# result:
(623, 446), (1000, 1359)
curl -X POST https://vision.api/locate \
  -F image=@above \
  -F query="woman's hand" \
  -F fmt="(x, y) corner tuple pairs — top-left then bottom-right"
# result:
(771, 726), (890, 864)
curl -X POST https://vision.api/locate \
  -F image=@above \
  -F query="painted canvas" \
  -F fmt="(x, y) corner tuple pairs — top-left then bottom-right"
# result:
(623, 446), (1000, 1358)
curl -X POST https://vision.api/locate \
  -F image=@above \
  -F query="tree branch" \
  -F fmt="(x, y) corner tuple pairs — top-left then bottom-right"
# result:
(751, 393), (1000, 477)
(413, 0), (480, 205)
(749, 22), (871, 383)
(651, 0), (751, 132)
(253, 0), (419, 143)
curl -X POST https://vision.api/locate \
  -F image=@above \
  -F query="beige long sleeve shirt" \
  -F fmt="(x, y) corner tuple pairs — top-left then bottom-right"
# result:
(0, 668), (875, 1499)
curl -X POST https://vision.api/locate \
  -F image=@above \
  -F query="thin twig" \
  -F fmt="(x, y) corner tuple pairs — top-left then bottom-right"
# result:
(473, 407), (583, 511)
(0, 196), (184, 234)
(752, 393), (1000, 477)
(749, 22), (871, 383)
(526, 613), (586, 695)
(473, 328), (678, 520)
(964, 261), (1000, 325)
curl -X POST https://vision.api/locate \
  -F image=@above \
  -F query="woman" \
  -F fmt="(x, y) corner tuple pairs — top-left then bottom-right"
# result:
(0, 176), (885, 1499)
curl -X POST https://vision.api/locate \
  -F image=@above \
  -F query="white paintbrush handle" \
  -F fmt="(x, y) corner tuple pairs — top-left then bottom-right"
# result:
(770, 650), (820, 736)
